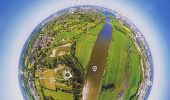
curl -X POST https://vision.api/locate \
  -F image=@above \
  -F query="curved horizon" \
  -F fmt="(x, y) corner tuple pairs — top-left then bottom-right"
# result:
(0, 0), (169, 100)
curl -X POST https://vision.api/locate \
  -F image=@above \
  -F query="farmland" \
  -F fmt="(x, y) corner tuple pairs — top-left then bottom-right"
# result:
(99, 18), (141, 100)
(19, 5), (152, 100)
(21, 6), (105, 100)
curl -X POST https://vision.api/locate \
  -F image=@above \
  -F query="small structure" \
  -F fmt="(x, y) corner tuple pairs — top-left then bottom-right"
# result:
(92, 66), (97, 72)
(147, 81), (152, 86)
(18, 70), (23, 75)
(50, 77), (56, 84)
(63, 70), (72, 79)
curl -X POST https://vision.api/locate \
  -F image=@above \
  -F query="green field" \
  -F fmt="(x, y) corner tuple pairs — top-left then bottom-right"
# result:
(75, 22), (105, 69)
(22, 9), (106, 100)
(99, 19), (141, 100)
(43, 88), (73, 100)
(21, 6), (144, 100)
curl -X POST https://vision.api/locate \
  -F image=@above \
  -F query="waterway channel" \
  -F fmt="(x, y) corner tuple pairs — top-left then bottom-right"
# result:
(82, 18), (113, 100)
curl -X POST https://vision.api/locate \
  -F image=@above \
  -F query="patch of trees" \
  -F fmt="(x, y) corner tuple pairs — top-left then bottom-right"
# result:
(59, 55), (84, 100)
(102, 83), (115, 91)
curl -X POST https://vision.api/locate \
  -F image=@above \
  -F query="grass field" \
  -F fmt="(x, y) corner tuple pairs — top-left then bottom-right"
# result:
(99, 18), (141, 100)
(42, 69), (56, 90)
(49, 20), (105, 71)
(22, 8), (108, 100)
(43, 88), (73, 100)
(34, 68), (73, 99)
(75, 22), (105, 69)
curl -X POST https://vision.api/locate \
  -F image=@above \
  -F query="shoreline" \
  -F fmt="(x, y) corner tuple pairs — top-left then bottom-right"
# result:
(118, 15), (154, 99)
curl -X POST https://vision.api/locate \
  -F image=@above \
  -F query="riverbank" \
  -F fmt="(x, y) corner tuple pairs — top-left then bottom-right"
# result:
(82, 18), (113, 100)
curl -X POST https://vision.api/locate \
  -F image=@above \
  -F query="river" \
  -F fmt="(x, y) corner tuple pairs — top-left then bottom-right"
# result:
(82, 18), (113, 100)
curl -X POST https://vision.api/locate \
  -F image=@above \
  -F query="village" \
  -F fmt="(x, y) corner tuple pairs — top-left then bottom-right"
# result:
(22, 6), (105, 100)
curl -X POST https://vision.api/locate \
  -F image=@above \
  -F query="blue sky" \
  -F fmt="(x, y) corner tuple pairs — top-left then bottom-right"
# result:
(0, 0), (170, 55)
(0, 0), (170, 99)
(1, 0), (170, 57)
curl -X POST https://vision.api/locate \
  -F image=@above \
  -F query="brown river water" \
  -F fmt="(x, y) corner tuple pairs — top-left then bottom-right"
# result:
(82, 18), (113, 100)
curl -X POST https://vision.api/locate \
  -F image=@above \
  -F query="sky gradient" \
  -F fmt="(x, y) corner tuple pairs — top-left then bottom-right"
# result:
(0, 0), (170, 99)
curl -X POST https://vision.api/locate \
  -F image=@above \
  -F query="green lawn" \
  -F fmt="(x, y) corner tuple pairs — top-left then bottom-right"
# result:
(49, 21), (105, 70)
(75, 22), (105, 69)
(23, 10), (106, 100)
(43, 89), (73, 100)
(99, 19), (141, 100)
